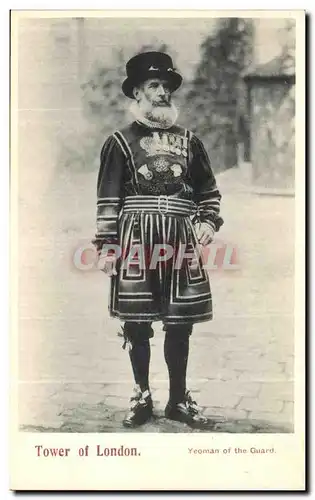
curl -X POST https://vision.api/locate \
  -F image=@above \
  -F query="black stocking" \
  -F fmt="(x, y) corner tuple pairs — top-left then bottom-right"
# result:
(129, 339), (151, 393)
(124, 322), (152, 393)
(164, 325), (192, 404)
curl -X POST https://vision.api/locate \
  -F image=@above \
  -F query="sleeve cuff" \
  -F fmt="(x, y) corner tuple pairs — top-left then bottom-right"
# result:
(199, 214), (224, 232)
(92, 236), (118, 252)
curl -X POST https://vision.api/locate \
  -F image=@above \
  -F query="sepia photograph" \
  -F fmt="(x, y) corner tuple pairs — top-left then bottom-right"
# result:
(10, 9), (305, 490)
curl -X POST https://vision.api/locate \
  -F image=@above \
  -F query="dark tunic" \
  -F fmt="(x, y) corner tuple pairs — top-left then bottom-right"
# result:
(93, 121), (223, 324)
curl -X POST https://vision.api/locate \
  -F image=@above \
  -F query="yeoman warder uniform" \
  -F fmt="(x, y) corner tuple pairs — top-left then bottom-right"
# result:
(93, 52), (224, 428)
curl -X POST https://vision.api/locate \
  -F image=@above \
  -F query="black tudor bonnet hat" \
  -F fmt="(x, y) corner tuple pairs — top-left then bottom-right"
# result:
(122, 51), (183, 99)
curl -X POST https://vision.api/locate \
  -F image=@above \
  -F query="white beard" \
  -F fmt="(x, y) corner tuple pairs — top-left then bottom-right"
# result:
(129, 99), (178, 129)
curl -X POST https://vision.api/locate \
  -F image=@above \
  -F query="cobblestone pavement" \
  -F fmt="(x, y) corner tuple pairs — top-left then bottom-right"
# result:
(18, 170), (295, 433)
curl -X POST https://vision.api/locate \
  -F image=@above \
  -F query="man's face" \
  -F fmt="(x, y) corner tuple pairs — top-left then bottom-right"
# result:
(134, 78), (172, 107)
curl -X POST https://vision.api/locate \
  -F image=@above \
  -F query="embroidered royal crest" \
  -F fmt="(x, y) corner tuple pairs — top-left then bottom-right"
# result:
(140, 132), (188, 158)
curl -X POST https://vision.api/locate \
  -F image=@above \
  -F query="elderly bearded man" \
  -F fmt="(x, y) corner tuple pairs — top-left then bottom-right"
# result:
(93, 52), (224, 429)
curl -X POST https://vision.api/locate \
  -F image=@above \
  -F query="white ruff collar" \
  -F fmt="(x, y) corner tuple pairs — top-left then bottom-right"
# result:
(129, 101), (178, 130)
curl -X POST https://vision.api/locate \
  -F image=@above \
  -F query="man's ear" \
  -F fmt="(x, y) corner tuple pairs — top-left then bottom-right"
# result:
(133, 86), (141, 101)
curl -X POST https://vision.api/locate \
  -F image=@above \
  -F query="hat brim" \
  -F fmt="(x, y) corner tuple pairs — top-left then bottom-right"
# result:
(122, 70), (182, 99)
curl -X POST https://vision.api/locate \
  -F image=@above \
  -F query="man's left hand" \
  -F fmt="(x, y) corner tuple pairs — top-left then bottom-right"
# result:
(195, 222), (215, 246)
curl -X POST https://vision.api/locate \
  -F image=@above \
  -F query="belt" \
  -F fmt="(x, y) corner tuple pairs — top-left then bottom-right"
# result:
(122, 195), (197, 217)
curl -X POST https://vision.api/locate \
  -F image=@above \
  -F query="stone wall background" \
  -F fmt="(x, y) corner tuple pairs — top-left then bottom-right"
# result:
(250, 83), (295, 189)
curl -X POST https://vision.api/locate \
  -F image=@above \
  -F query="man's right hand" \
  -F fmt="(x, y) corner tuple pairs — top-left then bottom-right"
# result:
(97, 253), (118, 276)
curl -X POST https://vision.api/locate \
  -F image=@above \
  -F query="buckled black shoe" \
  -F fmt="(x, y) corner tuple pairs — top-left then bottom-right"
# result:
(123, 387), (153, 428)
(165, 390), (209, 429)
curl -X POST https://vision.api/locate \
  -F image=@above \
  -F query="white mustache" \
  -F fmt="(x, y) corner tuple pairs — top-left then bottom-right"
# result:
(153, 100), (171, 107)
